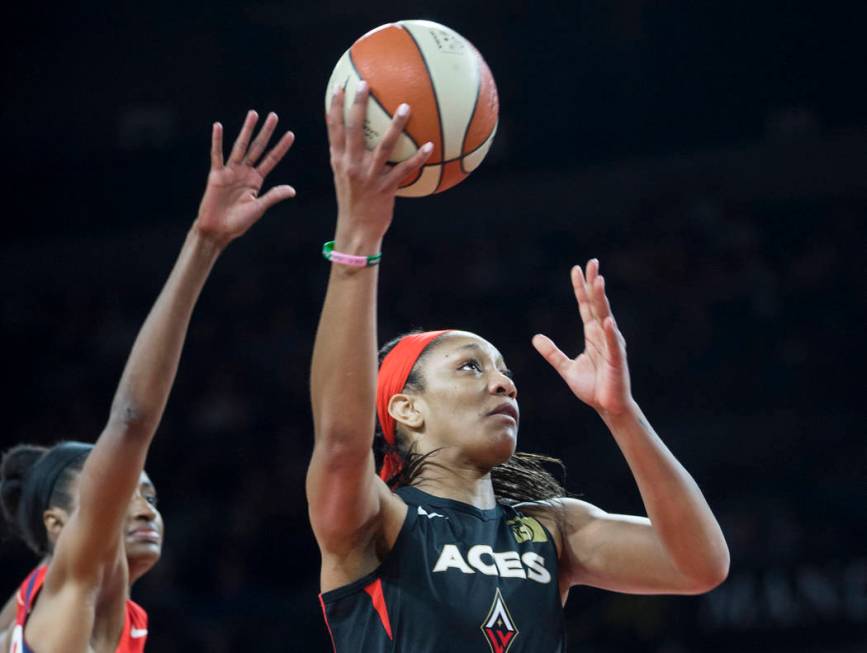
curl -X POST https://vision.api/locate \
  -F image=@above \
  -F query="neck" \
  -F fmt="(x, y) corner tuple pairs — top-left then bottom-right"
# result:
(128, 560), (151, 586)
(411, 464), (498, 510)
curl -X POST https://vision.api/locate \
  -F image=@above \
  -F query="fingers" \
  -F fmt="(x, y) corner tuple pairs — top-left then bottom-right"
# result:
(602, 316), (626, 367)
(583, 258), (603, 323)
(210, 122), (224, 170)
(574, 258), (613, 325)
(371, 103), (411, 171)
(228, 110), (259, 165)
(531, 334), (572, 376)
(575, 259), (623, 360)
(591, 273), (614, 323)
(585, 258), (599, 287)
(326, 84), (347, 155)
(245, 112), (279, 165)
(571, 265), (595, 327)
(257, 130), (295, 178)
(346, 81), (369, 161)
(384, 142), (433, 189)
(255, 184), (297, 212)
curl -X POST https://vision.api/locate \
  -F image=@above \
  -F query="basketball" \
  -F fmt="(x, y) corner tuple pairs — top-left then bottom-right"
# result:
(325, 20), (499, 197)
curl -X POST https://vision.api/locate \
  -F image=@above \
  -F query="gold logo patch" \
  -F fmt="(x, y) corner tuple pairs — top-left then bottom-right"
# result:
(506, 516), (547, 544)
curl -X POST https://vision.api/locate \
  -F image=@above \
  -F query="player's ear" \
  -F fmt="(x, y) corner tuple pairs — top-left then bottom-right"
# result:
(43, 507), (68, 547)
(389, 393), (424, 430)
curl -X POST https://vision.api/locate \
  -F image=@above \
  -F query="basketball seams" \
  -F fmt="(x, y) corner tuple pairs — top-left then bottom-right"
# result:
(460, 46), (498, 174)
(398, 23), (445, 193)
(347, 50), (421, 154)
(397, 165), (441, 196)
(460, 52), (483, 175)
(397, 164), (424, 189)
(426, 136), (496, 166)
(460, 127), (496, 175)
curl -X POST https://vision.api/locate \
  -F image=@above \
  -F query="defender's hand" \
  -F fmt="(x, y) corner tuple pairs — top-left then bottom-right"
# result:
(194, 111), (296, 248)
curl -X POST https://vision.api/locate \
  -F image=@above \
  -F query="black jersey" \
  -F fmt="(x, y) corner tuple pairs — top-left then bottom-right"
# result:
(319, 486), (566, 652)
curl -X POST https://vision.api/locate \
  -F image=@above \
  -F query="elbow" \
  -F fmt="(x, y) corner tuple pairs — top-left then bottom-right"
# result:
(692, 561), (729, 594)
(683, 546), (730, 594)
(107, 399), (158, 437)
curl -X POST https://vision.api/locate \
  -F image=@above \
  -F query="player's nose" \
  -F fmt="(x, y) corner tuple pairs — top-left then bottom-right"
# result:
(490, 370), (517, 399)
(130, 494), (157, 521)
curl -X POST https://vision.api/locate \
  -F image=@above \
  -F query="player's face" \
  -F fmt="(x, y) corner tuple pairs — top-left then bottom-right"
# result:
(54, 470), (163, 581)
(123, 471), (164, 581)
(410, 332), (519, 468)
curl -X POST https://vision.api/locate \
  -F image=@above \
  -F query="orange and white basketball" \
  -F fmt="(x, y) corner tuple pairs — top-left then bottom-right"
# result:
(325, 20), (499, 197)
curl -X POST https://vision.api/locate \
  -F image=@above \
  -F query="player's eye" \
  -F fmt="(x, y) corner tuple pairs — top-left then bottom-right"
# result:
(459, 359), (482, 373)
(144, 495), (158, 507)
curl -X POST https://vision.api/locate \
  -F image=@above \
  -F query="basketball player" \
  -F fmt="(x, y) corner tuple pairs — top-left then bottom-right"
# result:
(0, 110), (295, 653)
(307, 84), (729, 651)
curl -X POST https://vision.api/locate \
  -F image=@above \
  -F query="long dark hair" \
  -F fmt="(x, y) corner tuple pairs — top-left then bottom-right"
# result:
(0, 441), (93, 556)
(376, 332), (568, 506)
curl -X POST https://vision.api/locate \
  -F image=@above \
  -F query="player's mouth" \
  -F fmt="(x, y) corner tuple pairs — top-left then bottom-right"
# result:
(127, 527), (161, 543)
(487, 402), (519, 424)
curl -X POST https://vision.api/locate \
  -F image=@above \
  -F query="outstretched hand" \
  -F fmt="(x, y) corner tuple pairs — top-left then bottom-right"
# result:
(533, 259), (633, 417)
(327, 82), (432, 241)
(194, 110), (296, 248)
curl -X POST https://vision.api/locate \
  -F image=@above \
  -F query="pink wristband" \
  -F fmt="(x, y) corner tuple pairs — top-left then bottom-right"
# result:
(322, 241), (382, 267)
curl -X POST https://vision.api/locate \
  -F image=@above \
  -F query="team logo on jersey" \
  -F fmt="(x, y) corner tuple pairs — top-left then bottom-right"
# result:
(418, 505), (447, 520)
(506, 515), (548, 544)
(480, 588), (519, 653)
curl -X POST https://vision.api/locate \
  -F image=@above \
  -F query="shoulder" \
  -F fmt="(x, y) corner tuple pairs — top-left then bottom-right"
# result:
(516, 497), (605, 527)
(126, 598), (148, 643)
(513, 498), (606, 558)
(127, 598), (147, 624)
(16, 565), (47, 612)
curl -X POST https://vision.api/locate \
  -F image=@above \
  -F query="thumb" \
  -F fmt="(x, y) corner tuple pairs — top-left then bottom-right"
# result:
(255, 184), (297, 213)
(532, 334), (572, 377)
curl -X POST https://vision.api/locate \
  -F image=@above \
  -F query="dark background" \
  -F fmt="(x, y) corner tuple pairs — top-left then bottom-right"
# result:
(2, 1), (866, 651)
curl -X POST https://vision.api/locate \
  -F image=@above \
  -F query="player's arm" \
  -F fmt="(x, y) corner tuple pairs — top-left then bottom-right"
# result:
(532, 260), (729, 595)
(48, 112), (296, 587)
(307, 83), (431, 554)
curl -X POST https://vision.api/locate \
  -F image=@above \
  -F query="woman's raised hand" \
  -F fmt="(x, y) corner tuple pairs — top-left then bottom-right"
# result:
(533, 259), (634, 417)
(194, 111), (296, 248)
(327, 82), (432, 244)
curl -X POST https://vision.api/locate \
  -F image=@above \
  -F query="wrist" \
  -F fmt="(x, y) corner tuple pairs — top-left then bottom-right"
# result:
(599, 398), (642, 431)
(187, 225), (226, 259)
(332, 226), (384, 256)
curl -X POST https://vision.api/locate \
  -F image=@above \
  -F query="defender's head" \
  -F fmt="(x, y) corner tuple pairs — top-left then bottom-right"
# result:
(0, 442), (163, 582)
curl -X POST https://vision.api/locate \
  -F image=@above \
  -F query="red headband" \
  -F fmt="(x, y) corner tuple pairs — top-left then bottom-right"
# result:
(376, 330), (451, 483)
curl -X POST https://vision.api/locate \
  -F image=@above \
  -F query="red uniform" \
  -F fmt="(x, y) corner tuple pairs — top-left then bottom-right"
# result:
(9, 565), (148, 653)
